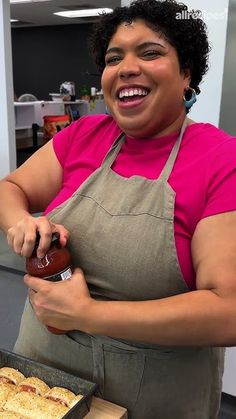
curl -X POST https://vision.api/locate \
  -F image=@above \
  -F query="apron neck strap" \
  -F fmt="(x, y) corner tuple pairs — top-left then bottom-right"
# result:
(158, 117), (189, 182)
(101, 132), (126, 169)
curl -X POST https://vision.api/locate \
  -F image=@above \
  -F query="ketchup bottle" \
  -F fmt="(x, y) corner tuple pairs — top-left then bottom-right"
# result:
(26, 232), (72, 335)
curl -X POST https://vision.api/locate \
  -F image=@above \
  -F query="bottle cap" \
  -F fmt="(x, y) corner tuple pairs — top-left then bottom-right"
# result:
(51, 232), (60, 243)
(34, 232), (60, 249)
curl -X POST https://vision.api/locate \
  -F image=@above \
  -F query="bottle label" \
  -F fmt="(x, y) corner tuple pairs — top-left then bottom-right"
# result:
(44, 267), (72, 282)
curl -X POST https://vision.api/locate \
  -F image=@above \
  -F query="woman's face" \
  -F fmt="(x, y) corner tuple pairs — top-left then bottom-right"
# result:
(101, 19), (190, 138)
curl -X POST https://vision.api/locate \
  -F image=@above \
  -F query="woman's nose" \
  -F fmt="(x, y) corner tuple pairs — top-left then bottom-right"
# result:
(118, 55), (141, 79)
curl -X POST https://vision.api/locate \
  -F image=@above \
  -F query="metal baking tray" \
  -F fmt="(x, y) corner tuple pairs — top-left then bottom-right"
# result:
(0, 348), (98, 419)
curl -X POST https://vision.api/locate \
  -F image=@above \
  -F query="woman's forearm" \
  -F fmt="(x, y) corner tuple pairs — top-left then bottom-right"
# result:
(84, 289), (236, 346)
(0, 179), (30, 233)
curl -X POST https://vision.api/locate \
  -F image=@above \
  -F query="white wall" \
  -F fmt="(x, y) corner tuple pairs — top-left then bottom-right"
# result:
(0, 0), (16, 178)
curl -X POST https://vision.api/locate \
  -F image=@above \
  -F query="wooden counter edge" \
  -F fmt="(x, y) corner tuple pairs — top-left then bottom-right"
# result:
(85, 396), (128, 419)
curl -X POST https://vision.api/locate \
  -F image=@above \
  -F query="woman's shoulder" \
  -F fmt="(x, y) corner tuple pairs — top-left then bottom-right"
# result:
(183, 122), (236, 158)
(52, 114), (122, 164)
(186, 121), (234, 143)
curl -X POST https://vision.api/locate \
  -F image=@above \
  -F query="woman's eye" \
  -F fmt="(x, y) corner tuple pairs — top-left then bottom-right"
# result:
(105, 56), (122, 65)
(142, 50), (160, 59)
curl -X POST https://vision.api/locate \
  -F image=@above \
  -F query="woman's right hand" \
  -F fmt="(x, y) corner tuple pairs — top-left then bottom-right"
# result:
(7, 215), (70, 258)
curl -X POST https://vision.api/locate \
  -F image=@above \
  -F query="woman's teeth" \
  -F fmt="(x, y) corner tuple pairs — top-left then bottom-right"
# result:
(118, 88), (149, 100)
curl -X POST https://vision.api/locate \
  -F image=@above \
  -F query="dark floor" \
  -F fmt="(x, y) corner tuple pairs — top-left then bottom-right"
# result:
(17, 146), (39, 167)
(0, 148), (234, 418)
(219, 394), (236, 419)
(16, 131), (45, 167)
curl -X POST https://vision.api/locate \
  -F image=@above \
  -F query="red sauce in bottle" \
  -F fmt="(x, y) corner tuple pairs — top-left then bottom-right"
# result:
(26, 232), (72, 335)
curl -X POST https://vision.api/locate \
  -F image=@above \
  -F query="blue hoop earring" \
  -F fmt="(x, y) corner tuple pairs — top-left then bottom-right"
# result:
(183, 87), (197, 109)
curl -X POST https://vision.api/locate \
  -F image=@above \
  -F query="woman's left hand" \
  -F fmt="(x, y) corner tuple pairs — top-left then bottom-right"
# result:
(24, 268), (93, 332)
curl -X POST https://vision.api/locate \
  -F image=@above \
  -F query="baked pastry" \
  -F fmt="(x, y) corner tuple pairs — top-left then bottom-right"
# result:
(0, 368), (25, 385)
(45, 386), (76, 407)
(0, 367), (85, 418)
(4, 392), (69, 419)
(17, 377), (50, 396)
(0, 384), (17, 408)
(69, 393), (84, 408)
(0, 409), (27, 418)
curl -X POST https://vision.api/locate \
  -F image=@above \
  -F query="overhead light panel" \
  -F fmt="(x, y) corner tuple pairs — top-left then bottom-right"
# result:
(10, 0), (52, 3)
(11, 19), (19, 22)
(54, 8), (113, 18)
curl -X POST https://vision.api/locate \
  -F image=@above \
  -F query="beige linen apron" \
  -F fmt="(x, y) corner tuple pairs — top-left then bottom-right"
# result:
(14, 119), (224, 419)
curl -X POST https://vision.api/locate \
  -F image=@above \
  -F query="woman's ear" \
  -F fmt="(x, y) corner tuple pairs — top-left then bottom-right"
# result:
(183, 68), (191, 85)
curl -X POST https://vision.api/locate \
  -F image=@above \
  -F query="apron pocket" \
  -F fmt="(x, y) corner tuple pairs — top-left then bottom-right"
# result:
(102, 346), (145, 412)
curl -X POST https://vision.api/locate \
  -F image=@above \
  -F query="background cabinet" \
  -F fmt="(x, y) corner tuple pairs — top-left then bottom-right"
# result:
(14, 100), (91, 130)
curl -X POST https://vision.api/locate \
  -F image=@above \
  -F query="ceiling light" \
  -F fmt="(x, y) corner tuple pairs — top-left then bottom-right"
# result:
(10, 19), (19, 22)
(54, 8), (113, 18)
(10, 0), (52, 3)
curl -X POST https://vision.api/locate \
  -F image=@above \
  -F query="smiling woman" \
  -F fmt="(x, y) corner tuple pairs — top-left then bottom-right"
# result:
(1, 1), (236, 419)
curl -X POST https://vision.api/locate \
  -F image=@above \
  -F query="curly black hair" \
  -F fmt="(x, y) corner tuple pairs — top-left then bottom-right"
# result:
(89, 0), (211, 95)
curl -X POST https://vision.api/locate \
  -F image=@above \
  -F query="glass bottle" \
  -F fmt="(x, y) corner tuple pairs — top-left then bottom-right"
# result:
(26, 232), (72, 334)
